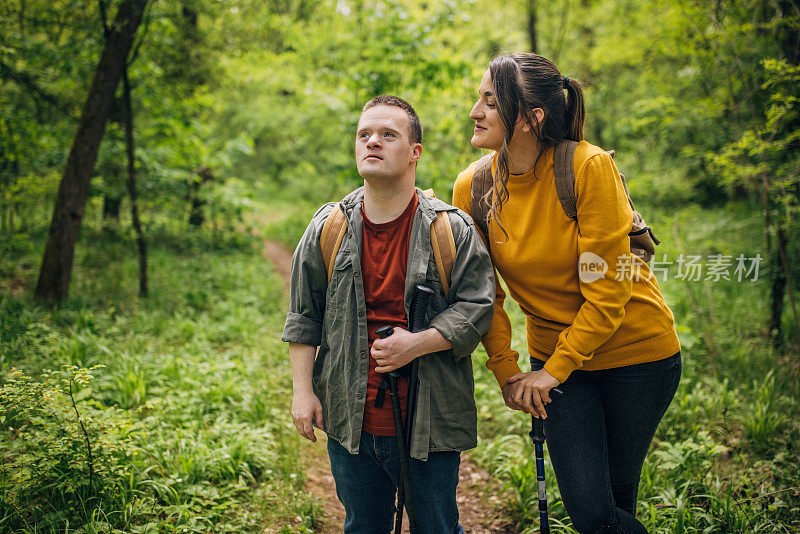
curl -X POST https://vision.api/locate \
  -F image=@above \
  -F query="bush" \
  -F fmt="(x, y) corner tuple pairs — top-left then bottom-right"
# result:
(0, 366), (143, 531)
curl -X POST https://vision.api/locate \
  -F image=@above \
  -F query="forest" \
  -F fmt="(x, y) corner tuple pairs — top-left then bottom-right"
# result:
(1, 0), (798, 532)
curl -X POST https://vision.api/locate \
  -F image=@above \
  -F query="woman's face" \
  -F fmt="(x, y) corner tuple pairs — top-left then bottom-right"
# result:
(469, 69), (505, 151)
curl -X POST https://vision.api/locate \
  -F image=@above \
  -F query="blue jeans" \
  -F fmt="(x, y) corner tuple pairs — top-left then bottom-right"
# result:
(531, 353), (681, 534)
(327, 431), (464, 534)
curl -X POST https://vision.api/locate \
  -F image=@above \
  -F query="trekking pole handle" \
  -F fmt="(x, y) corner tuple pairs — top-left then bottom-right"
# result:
(375, 325), (394, 339)
(374, 326), (406, 379)
(529, 387), (564, 444)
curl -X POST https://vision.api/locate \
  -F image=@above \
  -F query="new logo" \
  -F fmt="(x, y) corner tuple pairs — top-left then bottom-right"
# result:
(579, 252), (607, 283)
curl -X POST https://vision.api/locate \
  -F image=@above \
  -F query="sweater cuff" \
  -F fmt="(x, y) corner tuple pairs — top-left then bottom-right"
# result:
(487, 357), (523, 389)
(543, 354), (579, 384)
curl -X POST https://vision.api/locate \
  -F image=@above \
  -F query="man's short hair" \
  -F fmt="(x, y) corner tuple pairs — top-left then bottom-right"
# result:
(361, 95), (423, 144)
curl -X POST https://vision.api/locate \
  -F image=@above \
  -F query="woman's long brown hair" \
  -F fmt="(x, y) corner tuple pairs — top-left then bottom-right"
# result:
(485, 53), (586, 242)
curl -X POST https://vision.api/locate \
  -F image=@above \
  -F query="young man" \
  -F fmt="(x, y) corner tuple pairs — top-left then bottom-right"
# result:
(281, 95), (494, 533)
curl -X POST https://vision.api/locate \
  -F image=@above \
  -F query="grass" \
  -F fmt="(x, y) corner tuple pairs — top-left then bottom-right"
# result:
(0, 221), (323, 533)
(1, 195), (798, 533)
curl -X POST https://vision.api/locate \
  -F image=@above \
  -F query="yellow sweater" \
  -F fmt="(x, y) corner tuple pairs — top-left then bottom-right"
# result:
(452, 141), (680, 386)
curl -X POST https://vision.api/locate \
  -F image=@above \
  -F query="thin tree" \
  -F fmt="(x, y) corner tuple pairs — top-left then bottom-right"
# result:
(121, 66), (148, 297)
(527, 0), (538, 53)
(768, 0), (800, 347)
(99, 0), (148, 296)
(35, 0), (148, 303)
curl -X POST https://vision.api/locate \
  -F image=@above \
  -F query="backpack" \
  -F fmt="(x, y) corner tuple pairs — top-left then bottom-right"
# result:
(470, 141), (660, 262)
(319, 189), (457, 296)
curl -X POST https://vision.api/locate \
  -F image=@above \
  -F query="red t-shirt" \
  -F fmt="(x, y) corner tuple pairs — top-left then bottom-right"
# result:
(361, 193), (418, 436)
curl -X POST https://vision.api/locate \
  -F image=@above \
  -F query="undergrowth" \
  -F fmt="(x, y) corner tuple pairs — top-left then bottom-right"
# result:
(0, 222), (321, 533)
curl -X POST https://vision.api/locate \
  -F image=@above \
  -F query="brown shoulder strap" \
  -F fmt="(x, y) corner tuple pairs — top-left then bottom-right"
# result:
(422, 189), (456, 298)
(470, 155), (494, 237)
(430, 210), (456, 297)
(320, 193), (457, 297)
(320, 206), (347, 283)
(617, 171), (637, 212)
(553, 140), (579, 219)
(606, 149), (636, 211)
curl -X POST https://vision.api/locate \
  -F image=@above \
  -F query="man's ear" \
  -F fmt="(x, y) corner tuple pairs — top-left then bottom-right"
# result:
(411, 143), (422, 162)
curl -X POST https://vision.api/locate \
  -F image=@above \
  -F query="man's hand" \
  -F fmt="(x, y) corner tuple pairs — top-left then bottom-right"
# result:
(503, 369), (560, 418)
(371, 327), (423, 373)
(291, 390), (324, 442)
(501, 382), (525, 411)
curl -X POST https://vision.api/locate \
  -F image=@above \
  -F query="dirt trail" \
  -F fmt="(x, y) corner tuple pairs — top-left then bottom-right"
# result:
(262, 238), (516, 533)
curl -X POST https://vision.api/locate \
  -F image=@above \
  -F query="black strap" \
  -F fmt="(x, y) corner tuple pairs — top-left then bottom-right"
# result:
(375, 377), (389, 407)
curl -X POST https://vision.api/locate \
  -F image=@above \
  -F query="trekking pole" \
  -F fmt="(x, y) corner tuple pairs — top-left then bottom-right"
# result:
(375, 325), (418, 534)
(404, 286), (434, 452)
(529, 387), (563, 534)
(375, 285), (433, 534)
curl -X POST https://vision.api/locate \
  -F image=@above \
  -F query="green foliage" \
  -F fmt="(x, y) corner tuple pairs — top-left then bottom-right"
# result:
(1, 0), (799, 532)
(0, 226), (323, 532)
(0, 365), (141, 531)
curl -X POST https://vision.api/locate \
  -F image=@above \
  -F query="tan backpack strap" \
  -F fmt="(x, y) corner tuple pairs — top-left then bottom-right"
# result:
(320, 206), (347, 283)
(470, 155), (494, 238)
(430, 211), (456, 298)
(553, 140), (579, 219)
(617, 171), (638, 212)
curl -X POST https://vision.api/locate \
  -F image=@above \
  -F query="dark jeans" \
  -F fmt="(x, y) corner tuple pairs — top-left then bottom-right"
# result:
(327, 431), (464, 534)
(530, 353), (681, 534)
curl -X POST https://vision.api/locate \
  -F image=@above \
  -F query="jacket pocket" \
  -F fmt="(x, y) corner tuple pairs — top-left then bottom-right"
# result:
(327, 255), (352, 311)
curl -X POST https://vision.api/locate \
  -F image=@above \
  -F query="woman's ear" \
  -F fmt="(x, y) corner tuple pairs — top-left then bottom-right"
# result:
(520, 108), (545, 132)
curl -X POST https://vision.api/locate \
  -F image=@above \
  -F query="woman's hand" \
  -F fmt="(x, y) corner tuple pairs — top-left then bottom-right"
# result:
(503, 369), (560, 418)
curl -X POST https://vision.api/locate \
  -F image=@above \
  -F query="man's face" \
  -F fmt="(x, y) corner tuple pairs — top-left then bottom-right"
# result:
(355, 105), (421, 182)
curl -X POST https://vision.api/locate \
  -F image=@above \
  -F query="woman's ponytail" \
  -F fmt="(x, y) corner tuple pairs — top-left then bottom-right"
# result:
(563, 77), (585, 142)
(484, 53), (588, 241)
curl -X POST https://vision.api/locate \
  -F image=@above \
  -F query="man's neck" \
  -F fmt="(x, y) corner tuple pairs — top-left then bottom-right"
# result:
(362, 176), (416, 224)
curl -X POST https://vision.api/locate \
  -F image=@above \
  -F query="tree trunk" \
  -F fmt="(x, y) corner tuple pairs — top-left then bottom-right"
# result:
(775, 225), (800, 342)
(770, 227), (788, 349)
(122, 67), (147, 297)
(188, 166), (213, 227)
(527, 0), (538, 53)
(778, 0), (800, 65)
(767, 0), (800, 347)
(103, 195), (122, 220)
(35, 0), (148, 303)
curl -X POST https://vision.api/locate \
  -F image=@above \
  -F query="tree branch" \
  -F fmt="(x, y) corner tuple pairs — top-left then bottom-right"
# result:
(0, 60), (78, 121)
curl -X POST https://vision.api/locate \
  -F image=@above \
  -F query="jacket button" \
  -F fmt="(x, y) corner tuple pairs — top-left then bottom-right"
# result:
(353, 270), (361, 277)
(356, 392), (363, 399)
(360, 350), (367, 358)
(357, 310), (364, 317)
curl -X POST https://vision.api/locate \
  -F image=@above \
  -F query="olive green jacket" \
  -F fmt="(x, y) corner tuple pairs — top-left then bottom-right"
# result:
(281, 187), (494, 460)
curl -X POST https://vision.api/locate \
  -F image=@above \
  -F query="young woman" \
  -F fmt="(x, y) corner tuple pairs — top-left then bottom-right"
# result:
(452, 53), (681, 533)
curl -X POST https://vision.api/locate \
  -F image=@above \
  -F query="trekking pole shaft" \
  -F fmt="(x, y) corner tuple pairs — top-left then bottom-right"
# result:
(375, 325), (417, 533)
(535, 442), (550, 534)
(404, 285), (433, 451)
(527, 387), (563, 534)
(389, 375), (416, 533)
